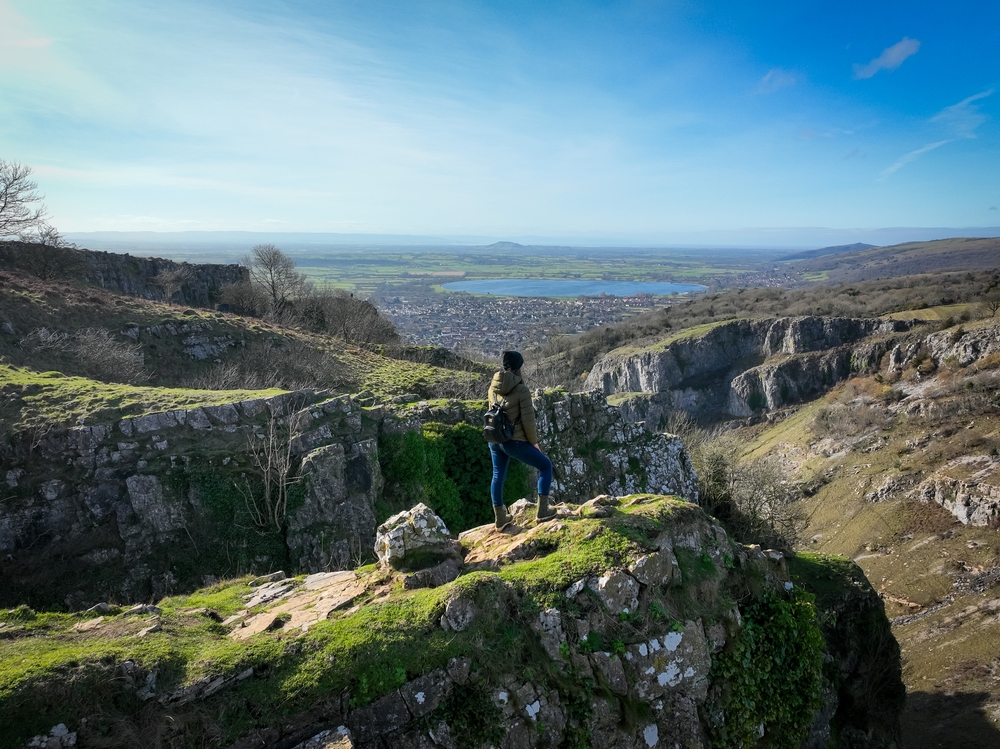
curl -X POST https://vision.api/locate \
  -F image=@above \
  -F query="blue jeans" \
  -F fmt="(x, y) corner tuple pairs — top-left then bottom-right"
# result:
(489, 440), (553, 506)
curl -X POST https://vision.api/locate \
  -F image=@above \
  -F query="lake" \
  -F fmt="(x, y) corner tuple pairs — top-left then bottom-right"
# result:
(441, 279), (707, 297)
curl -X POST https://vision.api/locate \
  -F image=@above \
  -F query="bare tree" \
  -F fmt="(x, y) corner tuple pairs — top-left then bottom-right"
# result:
(71, 328), (149, 384)
(297, 287), (399, 344)
(218, 279), (270, 316)
(242, 244), (308, 314)
(0, 160), (47, 238)
(239, 415), (298, 531)
(684, 427), (802, 550)
(979, 289), (1000, 319)
(153, 265), (194, 303)
(16, 223), (80, 281)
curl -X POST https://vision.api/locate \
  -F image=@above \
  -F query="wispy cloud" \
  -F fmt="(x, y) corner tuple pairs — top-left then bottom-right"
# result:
(880, 89), (994, 179)
(757, 68), (797, 94)
(880, 139), (951, 178)
(798, 127), (856, 139)
(931, 89), (995, 138)
(0, 1), (53, 51)
(854, 37), (920, 79)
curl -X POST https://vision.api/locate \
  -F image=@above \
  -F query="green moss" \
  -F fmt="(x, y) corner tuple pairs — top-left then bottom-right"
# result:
(415, 682), (504, 748)
(747, 389), (767, 411)
(787, 552), (868, 609)
(378, 423), (528, 533)
(164, 468), (291, 581)
(498, 521), (640, 608)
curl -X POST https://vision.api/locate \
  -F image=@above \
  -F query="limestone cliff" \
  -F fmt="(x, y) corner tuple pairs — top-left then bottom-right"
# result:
(585, 316), (912, 424)
(1, 498), (904, 749)
(0, 389), (696, 609)
(0, 241), (246, 307)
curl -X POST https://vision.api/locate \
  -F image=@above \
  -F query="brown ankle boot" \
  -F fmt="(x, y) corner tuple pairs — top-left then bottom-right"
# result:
(536, 495), (556, 521)
(493, 504), (512, 530)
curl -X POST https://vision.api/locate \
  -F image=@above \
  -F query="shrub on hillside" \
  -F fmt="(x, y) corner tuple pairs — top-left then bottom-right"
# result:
(666, 412), (801, 549)
(72, 328), (149, 384)
(18, 326), (147, 384)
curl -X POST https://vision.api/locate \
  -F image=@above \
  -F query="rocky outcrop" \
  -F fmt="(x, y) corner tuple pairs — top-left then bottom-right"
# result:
(1, 498), (904, 749)
(533, 389), (698, 499)
(887, 319), (1000, 372)
(84, 249), (246, 306)
(911, 455), (1000, 526)
(119, 319), (243, 360)
(0, 241), (246, 307)
(586, 316), (911, 420)
(374, 502), (455, 569)
(0, 389), (696, 608)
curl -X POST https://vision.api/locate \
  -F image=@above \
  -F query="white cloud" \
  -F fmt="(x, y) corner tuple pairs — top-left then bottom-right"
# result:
(853, 37), (920, 79)
(931, 89), (995, 139)
(757, 68), (797, 94)
(880, 139), (951, 178)
(879, 90), (993, 179)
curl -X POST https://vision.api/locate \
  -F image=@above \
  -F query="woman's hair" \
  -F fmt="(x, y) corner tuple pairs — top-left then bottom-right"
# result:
(501, 350), (524, 372)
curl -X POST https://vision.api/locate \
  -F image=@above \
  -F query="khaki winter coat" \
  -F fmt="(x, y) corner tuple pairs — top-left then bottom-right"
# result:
(487, 370), (539, 445)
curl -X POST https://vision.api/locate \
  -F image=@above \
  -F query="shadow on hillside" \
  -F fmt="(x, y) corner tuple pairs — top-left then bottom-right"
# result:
(902, 690), (1000, 749)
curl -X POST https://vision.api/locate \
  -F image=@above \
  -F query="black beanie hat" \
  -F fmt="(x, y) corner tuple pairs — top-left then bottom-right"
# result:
(501, 350), (524, 371)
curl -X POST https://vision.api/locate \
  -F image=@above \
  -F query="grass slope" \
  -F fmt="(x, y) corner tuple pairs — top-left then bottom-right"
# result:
(786, 236), (1000, 284)
(0, 364), (284, 434)
(732, 318), (1000, 747)
(0, 269), (485, 433)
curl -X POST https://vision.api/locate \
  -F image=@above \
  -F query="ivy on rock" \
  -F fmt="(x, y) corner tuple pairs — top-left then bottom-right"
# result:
(708, 588), (825, 749)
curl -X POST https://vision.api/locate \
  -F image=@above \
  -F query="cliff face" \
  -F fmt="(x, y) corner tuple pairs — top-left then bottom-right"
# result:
(0, 389), (697, 609)
(585, 316), (912, 422)
(83, 248), (247, 306)
(0, 241), (246, 307)
(1, 498), (904, 749)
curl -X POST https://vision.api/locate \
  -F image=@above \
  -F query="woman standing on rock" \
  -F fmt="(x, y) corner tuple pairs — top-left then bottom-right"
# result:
(487, 350), (555, 529)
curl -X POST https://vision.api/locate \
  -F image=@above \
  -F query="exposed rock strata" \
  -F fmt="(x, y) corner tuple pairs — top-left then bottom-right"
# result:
(0, 241), (246, 307)
(911, 455), (1000, 527)
(0, 389), (696, 607)
(586, 316), (911, 421)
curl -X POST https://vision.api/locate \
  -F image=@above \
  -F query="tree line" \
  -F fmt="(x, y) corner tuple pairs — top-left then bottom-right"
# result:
(221, 243), (398, 345)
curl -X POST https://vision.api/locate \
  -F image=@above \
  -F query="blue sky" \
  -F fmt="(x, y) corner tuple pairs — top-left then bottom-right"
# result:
(1, 0), (998, 243)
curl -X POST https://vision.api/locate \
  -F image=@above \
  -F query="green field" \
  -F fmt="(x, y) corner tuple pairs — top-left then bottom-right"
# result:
(286, 248), (776, 294)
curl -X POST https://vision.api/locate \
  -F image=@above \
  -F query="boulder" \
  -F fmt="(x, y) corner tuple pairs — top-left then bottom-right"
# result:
(625, 620), (712, 702)
(374, 503), (455, 570)
(629, 550), (677, 587)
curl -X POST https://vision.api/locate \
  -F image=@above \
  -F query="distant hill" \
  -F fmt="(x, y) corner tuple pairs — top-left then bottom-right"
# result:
(780, 242), (877, 261)
(482, 241), (526, 250)
(787, 236), (1000, 284)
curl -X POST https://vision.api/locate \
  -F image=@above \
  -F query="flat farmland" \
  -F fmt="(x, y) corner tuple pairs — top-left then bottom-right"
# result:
(289, 246), (783, 294)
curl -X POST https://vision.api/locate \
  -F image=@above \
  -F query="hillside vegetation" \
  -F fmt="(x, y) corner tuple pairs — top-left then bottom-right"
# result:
(530, 266), (1000, 387)
(604, 309), (1000, 747)
(0, 268), (486, 435)
(784, 236), (1000, 284)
